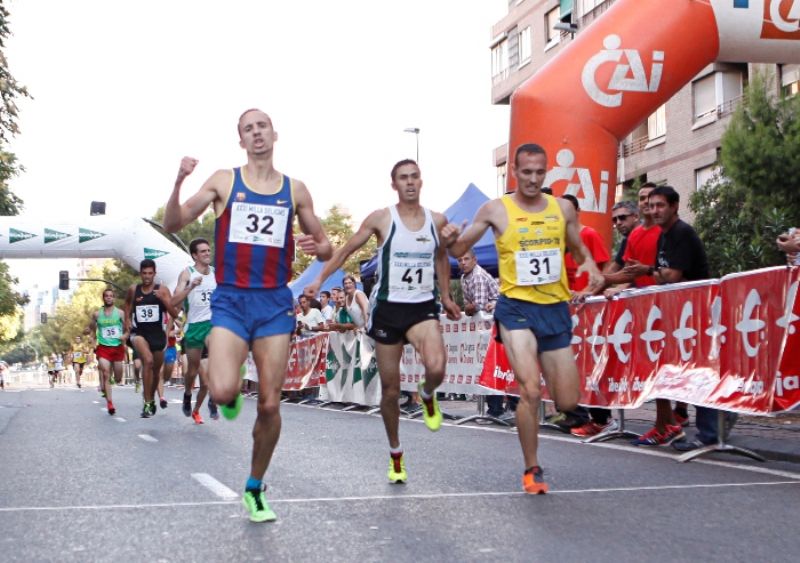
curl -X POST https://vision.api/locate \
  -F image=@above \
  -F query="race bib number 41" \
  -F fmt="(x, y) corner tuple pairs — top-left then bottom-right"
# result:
(515, 249), (562, 286)
(229, 203), (289, 247)
(389, 253), (435, 294)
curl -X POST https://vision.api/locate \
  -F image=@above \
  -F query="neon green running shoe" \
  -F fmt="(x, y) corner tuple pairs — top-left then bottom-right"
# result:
(242, 487), (276, 522)
(387, 452), (407, 484)
(418, 381), (442, 432)
(135, 382), (141, 394)
(221, 393), (243, 421)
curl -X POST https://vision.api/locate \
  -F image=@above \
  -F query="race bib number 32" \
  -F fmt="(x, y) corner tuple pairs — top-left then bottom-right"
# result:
(515, 249), (562, 286)
(229, 203), (289, 248)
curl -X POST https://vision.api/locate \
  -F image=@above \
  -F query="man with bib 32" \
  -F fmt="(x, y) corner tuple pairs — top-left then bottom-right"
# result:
(443, 143), (603, 494)
(163, 109), (332, 523)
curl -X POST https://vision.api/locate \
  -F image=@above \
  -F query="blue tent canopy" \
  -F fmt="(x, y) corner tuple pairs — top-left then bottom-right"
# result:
(359, 183), (497, 279)
(289, 260), (360, 299)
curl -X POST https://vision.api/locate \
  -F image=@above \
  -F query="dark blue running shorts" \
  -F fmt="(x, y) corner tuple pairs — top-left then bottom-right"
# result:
(211, 285), (295, 343)
(493, 295), (572, 352)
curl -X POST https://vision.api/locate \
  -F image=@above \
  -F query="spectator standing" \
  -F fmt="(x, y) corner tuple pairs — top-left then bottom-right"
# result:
(319, 291), (334, 322)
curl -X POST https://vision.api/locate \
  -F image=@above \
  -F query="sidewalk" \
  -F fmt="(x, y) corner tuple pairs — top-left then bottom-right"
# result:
(436, 398), (800, 464)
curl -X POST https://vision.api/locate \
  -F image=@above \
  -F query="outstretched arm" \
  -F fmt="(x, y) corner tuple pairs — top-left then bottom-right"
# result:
(158, 286), (182, 320)
(444, 201), (495, 259)
(293, 181), (333, 262)
(433, 213), (461, 320)
(163, 157), (225, 233)
(560, 200), (603, 292)
(171, 268), (196, 308)
(303, 210), (383, 298)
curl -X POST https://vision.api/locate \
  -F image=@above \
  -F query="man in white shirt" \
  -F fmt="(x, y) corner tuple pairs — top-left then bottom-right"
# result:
(296, 295), (326, 335)
(319, 291), (334, 322)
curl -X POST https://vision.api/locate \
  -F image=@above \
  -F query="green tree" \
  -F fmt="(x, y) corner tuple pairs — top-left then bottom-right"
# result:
(292, 205), (377, 280)
(689, 73), (800, 276)
(0, 4), (32, 340)
(152, 206), (216, 250)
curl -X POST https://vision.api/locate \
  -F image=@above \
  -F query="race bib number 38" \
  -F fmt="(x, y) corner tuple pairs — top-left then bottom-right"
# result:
(135, 304), (160, 323)
(229, 203), (289, 247)
(515, 249), (562, 286)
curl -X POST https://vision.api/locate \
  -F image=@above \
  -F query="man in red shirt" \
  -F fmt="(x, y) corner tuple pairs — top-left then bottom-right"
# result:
(562, 195), (610, 291)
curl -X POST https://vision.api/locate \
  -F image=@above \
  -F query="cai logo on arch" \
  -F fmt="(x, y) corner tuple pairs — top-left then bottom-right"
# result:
(761, 0), (800, 39)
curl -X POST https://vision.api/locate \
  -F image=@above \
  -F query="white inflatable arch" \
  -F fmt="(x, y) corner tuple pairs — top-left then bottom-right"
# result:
(0, 215), (191, 289)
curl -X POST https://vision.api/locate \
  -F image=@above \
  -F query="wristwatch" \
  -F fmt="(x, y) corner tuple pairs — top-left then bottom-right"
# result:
(647, 266), (655, 276)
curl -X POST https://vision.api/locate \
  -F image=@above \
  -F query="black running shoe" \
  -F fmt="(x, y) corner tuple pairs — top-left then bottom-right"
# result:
(208, 398), (219, 421)
(141, 403), (152, 418)
(182, 393), (192, 417)
(160, 397), (168, 410)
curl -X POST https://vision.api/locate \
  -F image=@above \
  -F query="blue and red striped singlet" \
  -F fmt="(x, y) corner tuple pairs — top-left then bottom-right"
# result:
(214, 168), (295, 288)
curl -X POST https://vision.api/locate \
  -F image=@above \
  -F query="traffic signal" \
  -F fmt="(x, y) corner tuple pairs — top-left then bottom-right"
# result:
(59, 271), (70, 291)
(40, 312), (47, 324)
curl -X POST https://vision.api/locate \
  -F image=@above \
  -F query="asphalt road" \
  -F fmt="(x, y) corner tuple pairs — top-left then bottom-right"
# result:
(2, 386), (799, 563)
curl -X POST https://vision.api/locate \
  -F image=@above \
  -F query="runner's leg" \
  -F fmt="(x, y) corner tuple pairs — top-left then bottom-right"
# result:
(132, 337), (155, 403)
(375, 342), (404, 449)
(538, 347), (580, 414)
(249, 333), (292, 480)
(206, 326), (249, 405)
(499, 324), (543, 469)
(405, 319), (446, 394)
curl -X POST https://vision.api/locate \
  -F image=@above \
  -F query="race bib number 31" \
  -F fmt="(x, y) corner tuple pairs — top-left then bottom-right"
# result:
(515, 249), (562, 286)
(229, 203), (289, 247)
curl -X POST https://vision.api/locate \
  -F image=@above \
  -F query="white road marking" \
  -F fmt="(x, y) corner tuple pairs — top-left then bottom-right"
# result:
(291, 404), (800, 481)
(0, 480), (798, 513)
(92, 400), (99, 404)
(191, 473), (239, 500)
(114, 417), (126, 422)
(138, 434), (158, 442)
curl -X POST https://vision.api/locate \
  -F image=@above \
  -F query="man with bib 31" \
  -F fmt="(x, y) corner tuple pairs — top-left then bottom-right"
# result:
(443, 143), (603, 494)
(163, 109), (332, 523)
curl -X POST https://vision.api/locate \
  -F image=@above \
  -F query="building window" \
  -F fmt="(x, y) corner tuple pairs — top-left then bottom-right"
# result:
(692, 70), (745, 123)
(545, 7), (561, 48)
(496, 164), (507, 196)
(647, 104), (666, 140)
(491, 38), (509, 84)
(695, 164), (719, 191)
(781, 64), (800, 97)
(579, 0), (604, 15)
(518, 26), (531, 66)
(693, 74), (717, 121)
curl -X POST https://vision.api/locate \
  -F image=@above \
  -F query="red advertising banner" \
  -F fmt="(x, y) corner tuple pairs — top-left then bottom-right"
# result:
(480, 266), (800, 414)
(282, 333), (329, 391)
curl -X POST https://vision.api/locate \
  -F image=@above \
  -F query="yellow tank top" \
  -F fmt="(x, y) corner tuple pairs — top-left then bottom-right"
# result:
(496, 194), (571, 304)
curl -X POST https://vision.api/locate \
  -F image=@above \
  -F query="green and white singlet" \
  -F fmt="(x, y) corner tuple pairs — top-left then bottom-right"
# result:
(372, 205), (439, 304)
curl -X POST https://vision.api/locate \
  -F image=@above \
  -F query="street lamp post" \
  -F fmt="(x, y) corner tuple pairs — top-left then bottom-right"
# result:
(403, 127), (420, 162)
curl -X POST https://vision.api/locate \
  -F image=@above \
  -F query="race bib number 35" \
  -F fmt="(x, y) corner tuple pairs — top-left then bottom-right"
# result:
(515, 249), (562, 286)
(229, 203), (289, 248)
(102, 326), (121, 339)
(136, 304), (160, 323)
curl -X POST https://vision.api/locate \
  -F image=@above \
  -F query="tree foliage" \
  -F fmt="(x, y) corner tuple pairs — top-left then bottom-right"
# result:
(292, 205), (376, 280)
(689, 73), (800, 276)
(151, 206), (216, 250)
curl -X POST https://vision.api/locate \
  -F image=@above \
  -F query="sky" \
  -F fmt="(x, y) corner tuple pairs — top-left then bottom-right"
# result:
(3, 0), (509, 292)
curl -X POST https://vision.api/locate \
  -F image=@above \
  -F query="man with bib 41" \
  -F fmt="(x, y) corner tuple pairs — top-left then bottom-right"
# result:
(443, 143), (603, 494)
(305, 158), (461, 485)
(163, 109), (332, 523)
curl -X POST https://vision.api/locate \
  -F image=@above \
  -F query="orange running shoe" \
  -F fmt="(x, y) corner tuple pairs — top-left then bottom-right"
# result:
(522, 466), (549, 494)
(191, 411), (204, 425)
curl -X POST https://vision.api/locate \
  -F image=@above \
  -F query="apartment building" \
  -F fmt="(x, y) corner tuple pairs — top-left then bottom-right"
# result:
(490, 0), (800, 209)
